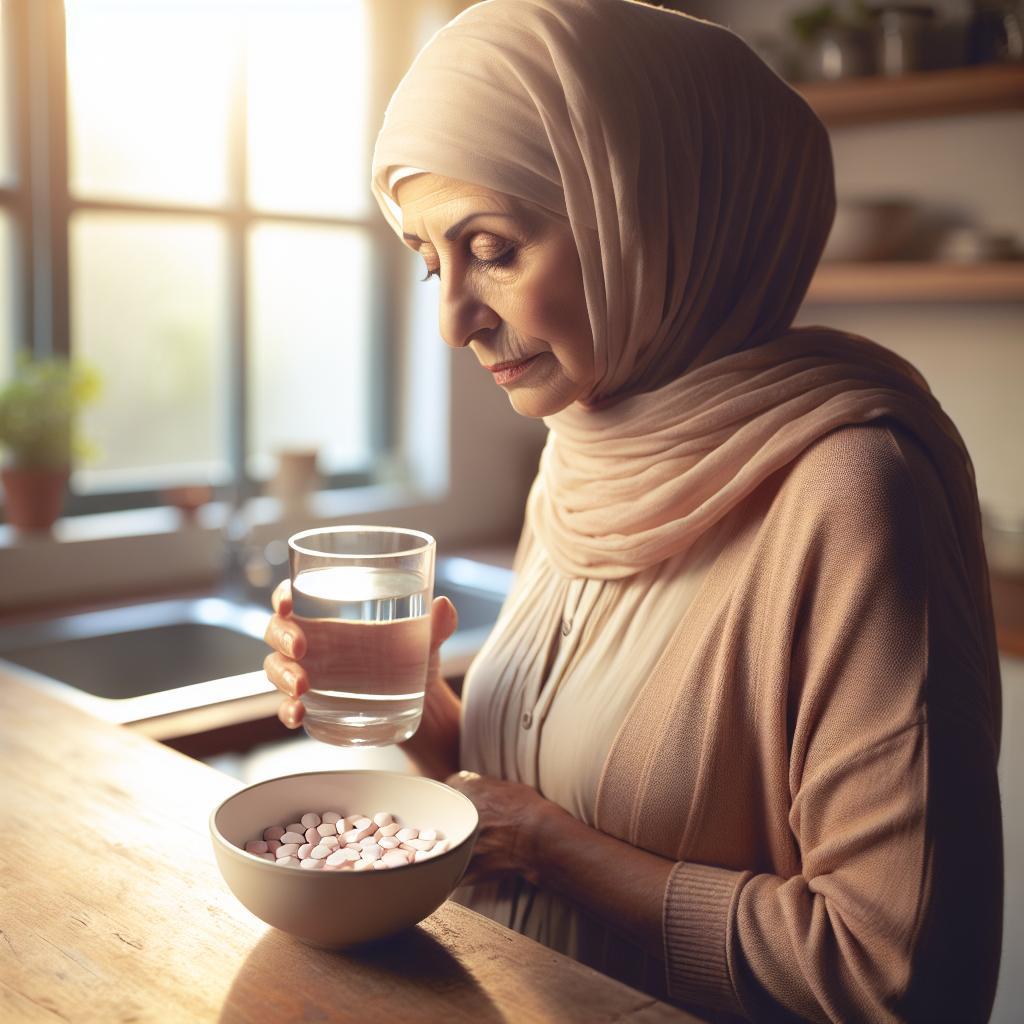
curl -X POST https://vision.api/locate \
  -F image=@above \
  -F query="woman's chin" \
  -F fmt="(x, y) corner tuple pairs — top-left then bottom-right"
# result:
(505, 386), (573, 419)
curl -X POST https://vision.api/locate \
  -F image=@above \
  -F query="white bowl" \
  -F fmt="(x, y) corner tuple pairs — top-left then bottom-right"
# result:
(210, 770), (479, 948)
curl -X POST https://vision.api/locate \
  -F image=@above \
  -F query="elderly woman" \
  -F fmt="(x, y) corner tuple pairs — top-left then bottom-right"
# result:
(262, 1), (1003, 1020)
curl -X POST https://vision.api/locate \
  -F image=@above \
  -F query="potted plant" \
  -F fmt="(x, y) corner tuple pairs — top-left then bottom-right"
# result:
(0, 355), (101, 533)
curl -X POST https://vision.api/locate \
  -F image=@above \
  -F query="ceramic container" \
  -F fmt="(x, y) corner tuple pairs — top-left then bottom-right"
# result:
(210, 770), (480, 948)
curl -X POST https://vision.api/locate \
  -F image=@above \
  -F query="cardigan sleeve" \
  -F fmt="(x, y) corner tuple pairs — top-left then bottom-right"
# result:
(662, 427), (1003, 1023)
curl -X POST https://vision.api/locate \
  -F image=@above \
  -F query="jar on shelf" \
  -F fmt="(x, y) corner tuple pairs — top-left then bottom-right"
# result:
(871, 4), (937, 76)
(966, 0), (1024, 64)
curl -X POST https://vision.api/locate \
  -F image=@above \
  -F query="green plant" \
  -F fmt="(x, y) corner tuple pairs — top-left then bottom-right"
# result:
(0, 355), (101, 469)
(790, 0), (872, 42)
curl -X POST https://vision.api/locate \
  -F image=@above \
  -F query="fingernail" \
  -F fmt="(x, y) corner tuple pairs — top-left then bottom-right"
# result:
(282, 634), (295, 655)
(283, 669), (297, 692)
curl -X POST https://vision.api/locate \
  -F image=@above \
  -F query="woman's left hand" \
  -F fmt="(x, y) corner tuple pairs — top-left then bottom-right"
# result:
(444, 770), (554, 886)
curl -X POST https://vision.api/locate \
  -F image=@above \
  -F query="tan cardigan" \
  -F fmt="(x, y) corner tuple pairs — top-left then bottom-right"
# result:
(593, 422), (1003, 1022)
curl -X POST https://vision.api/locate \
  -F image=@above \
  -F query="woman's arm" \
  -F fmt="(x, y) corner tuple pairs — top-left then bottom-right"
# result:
(399, 671), (461, 780)
(445, 772), (673, 960)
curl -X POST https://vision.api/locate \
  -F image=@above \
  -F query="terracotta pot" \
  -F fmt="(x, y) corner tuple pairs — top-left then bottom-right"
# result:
(1, 465), (70, 533)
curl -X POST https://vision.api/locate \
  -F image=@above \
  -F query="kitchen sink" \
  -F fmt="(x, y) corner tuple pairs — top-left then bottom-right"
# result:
(0, 556), (512, 725)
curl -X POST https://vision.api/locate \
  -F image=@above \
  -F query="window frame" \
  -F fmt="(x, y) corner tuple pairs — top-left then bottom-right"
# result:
(10, 0), (398, 518)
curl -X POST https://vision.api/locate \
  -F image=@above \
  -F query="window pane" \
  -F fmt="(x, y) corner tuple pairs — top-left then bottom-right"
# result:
(0, 209), (14, 382)
(70, 212), (230, 490)
(248, 223), (372, 477)
(0, 0), (14, 187)
(246, 1), (369, 217)
(65, 1), (236, 206)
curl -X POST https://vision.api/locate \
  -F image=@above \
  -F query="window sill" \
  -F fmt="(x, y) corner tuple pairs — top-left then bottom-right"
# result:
(0, 481), (451, 614)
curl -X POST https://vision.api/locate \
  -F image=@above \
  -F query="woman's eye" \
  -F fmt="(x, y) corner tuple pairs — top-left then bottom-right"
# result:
(470, 241), (516, 270)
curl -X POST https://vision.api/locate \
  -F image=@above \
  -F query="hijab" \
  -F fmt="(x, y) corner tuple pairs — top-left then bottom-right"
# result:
(369, 0), (993, 641)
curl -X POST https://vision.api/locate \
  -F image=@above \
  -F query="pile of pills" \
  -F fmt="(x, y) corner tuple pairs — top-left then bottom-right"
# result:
(241, 810), (450, 871)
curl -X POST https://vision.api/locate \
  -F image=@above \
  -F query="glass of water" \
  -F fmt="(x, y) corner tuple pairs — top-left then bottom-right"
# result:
(287, 525), (435, 747)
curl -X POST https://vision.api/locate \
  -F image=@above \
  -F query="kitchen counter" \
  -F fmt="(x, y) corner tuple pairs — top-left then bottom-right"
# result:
(0, 669), (701, 1023)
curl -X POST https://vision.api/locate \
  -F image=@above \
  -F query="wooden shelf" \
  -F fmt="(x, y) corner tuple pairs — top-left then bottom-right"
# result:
(805, 261), (1024, 303)
(795, 63), (1024, 127)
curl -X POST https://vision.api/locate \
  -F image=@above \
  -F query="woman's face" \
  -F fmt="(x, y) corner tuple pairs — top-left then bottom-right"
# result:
(395, 173), (595, 418)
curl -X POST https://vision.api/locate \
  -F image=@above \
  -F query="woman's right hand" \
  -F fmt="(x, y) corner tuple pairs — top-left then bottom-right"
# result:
(263, 580), (459, 732)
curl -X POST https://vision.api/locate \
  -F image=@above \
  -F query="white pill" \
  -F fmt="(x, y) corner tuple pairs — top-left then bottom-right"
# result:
(396, 828), (418, 841)
(267, 840), (282, 853)
(378, 837), (399, 850)
(408, 838), (435, 851)
(317, 822), (338, 837)
(413, 849), (438, 862)
(321, 811), (342, 825)
(310, 845), (331, 860)
(381, 850), (410, 867)
(280, 831), (305, 845)
(275, 843), (300, 858)
(325, 849), (352, 867)
(399, 842), (418, 853)
(353, 817), (372, 830)
(361, 844), (382, 862)
(376, 823), (400, 838)
(344, 843), (362, 851)
(304, 827), (320, 845)
(434, 839), (450, 853)
(358, 836), (379, 848)
(372, 812), (394, 827)
(286, 823), (304, 835)
(301, 812), (321, 829)
(276, 856), (300, 868)
(244, 840), (269, 854)
(297, 843), (312, 859)
(299, 858), (323, 870)
(263, 826), (286, 842)
(352, 859), (374, 871)
(372, 860), (389, 870)
(419, 829), (441, 842)
(319, 836), (340, 850)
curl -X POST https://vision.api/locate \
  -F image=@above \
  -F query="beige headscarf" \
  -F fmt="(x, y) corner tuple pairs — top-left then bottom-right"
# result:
(370, 0), (992, 627)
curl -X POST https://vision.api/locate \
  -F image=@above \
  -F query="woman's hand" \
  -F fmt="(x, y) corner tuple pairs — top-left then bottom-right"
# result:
(262, 580), (459, 732)
(444, 770), (554, 885)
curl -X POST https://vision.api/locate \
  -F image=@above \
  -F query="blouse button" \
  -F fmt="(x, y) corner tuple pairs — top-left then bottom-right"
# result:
(560, 617), (573, 637)
(521, 710), (533, 729)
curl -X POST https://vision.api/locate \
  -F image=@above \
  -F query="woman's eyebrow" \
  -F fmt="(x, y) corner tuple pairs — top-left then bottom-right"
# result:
(402, 211), (517, 245)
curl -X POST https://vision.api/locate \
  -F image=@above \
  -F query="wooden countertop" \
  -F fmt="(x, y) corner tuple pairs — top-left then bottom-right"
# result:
(0, 671), (701, 1023)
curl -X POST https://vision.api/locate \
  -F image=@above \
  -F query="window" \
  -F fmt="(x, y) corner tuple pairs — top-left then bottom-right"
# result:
(3, 0), (400, 515)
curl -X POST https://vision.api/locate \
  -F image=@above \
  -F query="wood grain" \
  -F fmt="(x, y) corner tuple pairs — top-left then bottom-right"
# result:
(0, 671), (702, 1023)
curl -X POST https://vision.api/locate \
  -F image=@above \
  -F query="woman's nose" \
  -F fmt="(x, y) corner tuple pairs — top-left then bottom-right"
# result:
(438, 278), (500, 349)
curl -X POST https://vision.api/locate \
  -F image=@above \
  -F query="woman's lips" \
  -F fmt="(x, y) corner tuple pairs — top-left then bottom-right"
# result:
(487, 354), (542, 386)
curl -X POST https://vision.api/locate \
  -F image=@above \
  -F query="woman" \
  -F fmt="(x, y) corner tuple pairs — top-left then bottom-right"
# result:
(262, 1), (1003, 1020)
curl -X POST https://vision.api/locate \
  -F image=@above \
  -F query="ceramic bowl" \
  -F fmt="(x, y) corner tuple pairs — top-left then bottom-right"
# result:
(820, 199), (918, 262)
(210, 769), (479, 948)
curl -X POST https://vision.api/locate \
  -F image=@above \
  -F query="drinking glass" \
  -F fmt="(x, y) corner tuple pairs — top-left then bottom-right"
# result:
(287, 525), (435, 746)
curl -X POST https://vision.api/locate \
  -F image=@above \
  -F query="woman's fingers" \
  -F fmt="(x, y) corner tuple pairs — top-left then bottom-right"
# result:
(263, 612), (306, 659)
(271, 578), (293, 617)
(277, 696), (305, 729)
(263, 651), (308, 697)
(430, 596), (458, 650)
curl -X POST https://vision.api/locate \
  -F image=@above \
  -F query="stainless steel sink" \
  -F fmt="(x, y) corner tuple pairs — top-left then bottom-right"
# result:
(0, 556), (512, 725)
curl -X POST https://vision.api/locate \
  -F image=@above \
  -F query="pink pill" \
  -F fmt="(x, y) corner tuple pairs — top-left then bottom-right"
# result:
(280, 831), (305, 845)
(372, 812), (393, 827)
(321, 811), (342, 825)
(345, 843), (362, 851)
(381, 850), (410, 868)
(263, 826), (286, 842)
(304, 827), (320, 845)
(408, 838), (435, 852)
(378, 837), (399, 850)
(260, 852), (275, 861)
(310, 845), (331, 860)
(376, 823), (400, 838)
(286, 823), (304, 834)
(317, 822), (337, 837)
(267, 840), (282, 853)
(275, 843), (300, 858)
(399, 842), (417, 853)
(244, 840), (268, 854)
(276, 856), (300, 868)
(319, 836), (340, 850)
(396, 828), (418, 842)
(297, 843), (312, 859)
(299, 858), (322, 870)
(372, 860), (389, 870)
(301, 813), (321, 829)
